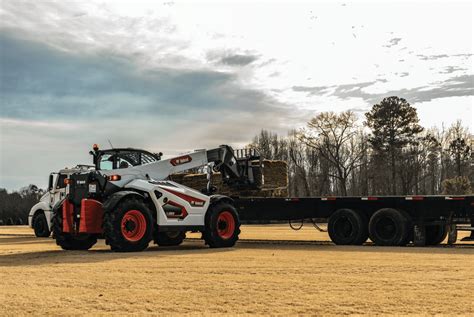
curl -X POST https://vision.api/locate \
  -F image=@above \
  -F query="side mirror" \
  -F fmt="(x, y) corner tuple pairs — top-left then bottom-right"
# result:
(48, 174), (54, 192)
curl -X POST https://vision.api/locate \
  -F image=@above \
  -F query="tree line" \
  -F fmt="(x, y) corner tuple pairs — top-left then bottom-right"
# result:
(0, 185), (44, 225)
(250, 96), (473, 197)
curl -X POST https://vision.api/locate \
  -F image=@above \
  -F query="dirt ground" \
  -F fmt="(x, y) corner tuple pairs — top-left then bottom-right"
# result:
(1, 225), (473, 316)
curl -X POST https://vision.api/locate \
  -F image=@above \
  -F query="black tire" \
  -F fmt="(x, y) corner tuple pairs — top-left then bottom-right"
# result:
(328, 209), (368, 245)
(399, 209), (414, 245)
(203, 202), (240, 248)
(369, 208), (410, 246)
(33, 212), (51, 237)
(52, 207), (97, 250)
(103, 198), (153, 252)
(154, 231), (186, 246)
(425, 224), (448, 245)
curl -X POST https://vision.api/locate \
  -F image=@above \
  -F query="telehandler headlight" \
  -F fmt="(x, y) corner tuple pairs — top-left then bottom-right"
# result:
(107, 175), (121, 181)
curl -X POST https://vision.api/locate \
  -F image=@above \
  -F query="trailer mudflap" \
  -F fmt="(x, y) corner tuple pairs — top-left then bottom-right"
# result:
(62, 201), (74, 233)
(79, 199), (104, 234)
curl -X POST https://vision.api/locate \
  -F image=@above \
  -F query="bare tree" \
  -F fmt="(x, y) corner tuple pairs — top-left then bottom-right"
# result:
(300, 111), (366, 196)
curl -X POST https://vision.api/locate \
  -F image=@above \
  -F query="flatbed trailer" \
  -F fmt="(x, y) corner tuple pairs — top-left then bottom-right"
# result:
(234, 195), (474, 247)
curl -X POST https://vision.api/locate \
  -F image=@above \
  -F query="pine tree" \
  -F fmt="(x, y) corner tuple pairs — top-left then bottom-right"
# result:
(365, 96), (423, 194)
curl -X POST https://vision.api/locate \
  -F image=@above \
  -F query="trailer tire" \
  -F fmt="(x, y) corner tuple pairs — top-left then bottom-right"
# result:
(154, 231), (186, 246)
(328, 209), (368, 245)
(425, 224), (448, 245)
(369, 208), (410, 246)
(52, 208), (97, 250)
(203, 202), (240, 248)
(399, 209), (414, 245)
(103, 198), (153, 252)
(33, 212), (51, 237)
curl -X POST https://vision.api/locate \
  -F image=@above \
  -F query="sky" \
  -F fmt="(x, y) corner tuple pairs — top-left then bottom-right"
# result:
(0, 0), (473, 190)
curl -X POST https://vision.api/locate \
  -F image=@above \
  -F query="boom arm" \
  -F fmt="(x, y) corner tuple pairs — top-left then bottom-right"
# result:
(100, 145), (260, 189)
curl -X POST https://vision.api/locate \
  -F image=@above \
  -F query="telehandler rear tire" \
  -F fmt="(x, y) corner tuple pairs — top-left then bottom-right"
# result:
(52, 209), (97, 250)
(203, 202), (240, 248)
(154, 231), (186, 246)
(103, 198), (153, 252)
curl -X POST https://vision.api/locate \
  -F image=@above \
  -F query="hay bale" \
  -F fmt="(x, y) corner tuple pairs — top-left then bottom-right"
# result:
(260, 160), (288, 188)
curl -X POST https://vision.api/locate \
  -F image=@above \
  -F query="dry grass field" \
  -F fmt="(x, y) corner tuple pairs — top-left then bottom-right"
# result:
(1, 225), (473, 316)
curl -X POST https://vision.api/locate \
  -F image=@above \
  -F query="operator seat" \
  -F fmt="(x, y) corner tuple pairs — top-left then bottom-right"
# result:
(119, 161), (129, 169)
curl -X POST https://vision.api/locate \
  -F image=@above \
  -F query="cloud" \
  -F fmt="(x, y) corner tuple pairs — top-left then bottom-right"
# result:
(416, 54), (449, 60)
(440, 66), (466, 74)
(0, 33), (278, 121)
(0, 32), (296, 189)
(220, 54), (258, 66)
(206, 50), (259, 66)
(292, 75), (474, 105)
(383, 37), (402, 48)
(396, 72), (409, 77)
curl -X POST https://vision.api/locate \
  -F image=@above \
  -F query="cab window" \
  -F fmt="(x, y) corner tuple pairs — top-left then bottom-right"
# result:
(56, 174), (67, 189)
(99, 154), (114, 170)
(117, 157), (132, 169)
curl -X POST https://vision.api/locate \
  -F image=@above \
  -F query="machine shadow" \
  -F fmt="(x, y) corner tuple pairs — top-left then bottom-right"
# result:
(0, 241), (233, 267)
(2, 237), (473, 268)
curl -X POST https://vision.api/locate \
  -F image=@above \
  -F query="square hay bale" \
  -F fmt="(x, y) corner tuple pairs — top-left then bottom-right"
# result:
(260, 160), (288, 189)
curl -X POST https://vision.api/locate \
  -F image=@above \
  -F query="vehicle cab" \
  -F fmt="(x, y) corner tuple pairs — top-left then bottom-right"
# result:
(28, 166), (94, 237)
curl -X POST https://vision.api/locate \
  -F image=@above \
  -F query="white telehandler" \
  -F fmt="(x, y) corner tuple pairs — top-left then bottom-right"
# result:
(51, 144), (261, 252)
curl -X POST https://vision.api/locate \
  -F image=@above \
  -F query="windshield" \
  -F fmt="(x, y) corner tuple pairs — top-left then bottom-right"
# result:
(97, 151), (158, 170)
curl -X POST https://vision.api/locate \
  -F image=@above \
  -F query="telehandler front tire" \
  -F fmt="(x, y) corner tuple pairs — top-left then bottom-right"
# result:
(103, 198), (153, 252)
(203, 202), (240, 248)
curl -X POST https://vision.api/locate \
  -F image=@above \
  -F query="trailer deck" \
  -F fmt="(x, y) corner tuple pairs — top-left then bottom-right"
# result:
(234, 195), (474, 246)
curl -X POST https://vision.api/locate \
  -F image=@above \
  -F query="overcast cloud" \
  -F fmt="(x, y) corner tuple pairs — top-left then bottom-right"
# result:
(0, 0), (473, 190)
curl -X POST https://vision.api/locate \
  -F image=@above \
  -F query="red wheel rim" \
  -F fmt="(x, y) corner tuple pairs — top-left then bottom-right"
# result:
(121, 210), (147, 242)
(217, 211), (235, 240)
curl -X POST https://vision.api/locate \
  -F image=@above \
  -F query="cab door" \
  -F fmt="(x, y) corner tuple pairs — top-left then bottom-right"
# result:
(50, 173), (67, 207)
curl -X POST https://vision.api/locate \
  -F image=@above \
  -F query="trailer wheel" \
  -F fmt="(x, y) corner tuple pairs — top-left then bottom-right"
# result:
(154, 231), (186, 246)
(399, 210), (414, 245)
(425, 224), (448, 245)
(52, 208), (97, 250)
(103, 198), (153, 252)
(33, 212), (51, 237)
(328, 209), (368, 245)
(203, 202), (240, 248)
(369, 208), (410, 246)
